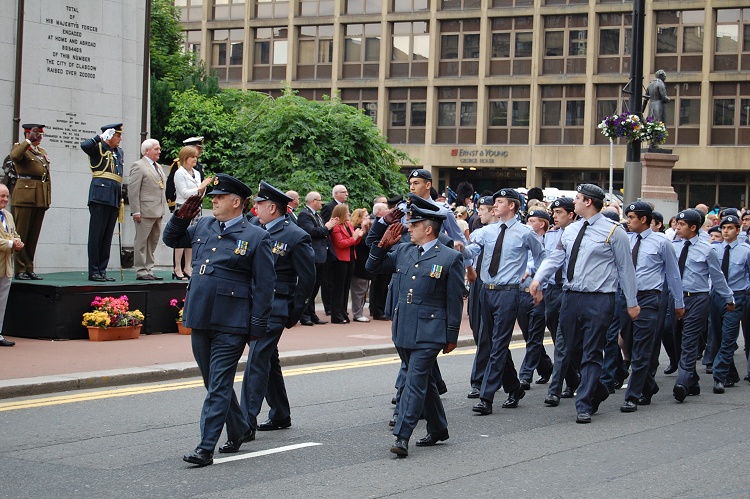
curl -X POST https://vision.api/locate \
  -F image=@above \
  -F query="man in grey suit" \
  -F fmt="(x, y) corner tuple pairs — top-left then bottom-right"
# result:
(366, 196), (465, 458)
(128, 139), (167, 280)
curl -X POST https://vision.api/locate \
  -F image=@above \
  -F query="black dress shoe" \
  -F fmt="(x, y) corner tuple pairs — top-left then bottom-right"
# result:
(472, 399), (493, 415)
(102, 274), (116, 282)
(591, 382), (610, 414)
(257, 418), (291, 431)
(688, 385), (700, 396)
(300, 319), (315, 326)
(713, 380), (725, 394)
(576, 412), (592, 424)
(502, 388), (525, 408)
(560, 386), (575, 398)
(25, 272), (43, 280)
(520, 381), (531, 391)
(372, 315), (389, 321)
(638, 383), (659, 405)
(183, 448), (213, 467)
(673, 384), (688, 402)
(535, 377), (549, 385)
(744, 374), (750, 382)
(311, 317), (328, 325)
(725, 374), (740, 387)
(151, 275), (164, 281)
(391, 396), (397, 405)
(467, 387), (481, 399)
(389, 415), (396, 427)
(219, 428), (256, 453)
(0, 339), (15, 347)
(390, 438), (408, 457)
(15, 272), (31, 280)
(136, 274), (155, 280)
(544, 394), (560, 406)
(88, 274), (106, 282)
(664, 363), (678, 375)
(416, 429), (449, 447)
(620, 400), (638, 412)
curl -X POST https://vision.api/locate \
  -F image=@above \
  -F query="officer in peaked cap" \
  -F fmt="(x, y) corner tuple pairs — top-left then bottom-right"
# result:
(80, 122), (125, 282)
(220, 180), (315, 448)
(183, 136), (204, 148)
(162, 174), (275, 467)
(10, 123), (51, 280)
(366, 187), (464, 458)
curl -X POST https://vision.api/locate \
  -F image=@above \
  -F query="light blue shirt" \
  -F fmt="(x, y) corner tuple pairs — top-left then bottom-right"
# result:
(672, 235), (733, 302)
(712, 238), (750, 293)
(222, 213), (246, 229)
(535, 213), (638, 308)
(418, 238), (439, 255)
(264, 215), (285, 231)
(543, 228), (564, 288)
(630, 228), (684, 309)
(467, 216), (544, 286)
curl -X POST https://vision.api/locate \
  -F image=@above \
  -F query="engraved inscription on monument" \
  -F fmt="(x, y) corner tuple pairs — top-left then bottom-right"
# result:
(44, 5), (100, 79)
(44, 113), (97, 150)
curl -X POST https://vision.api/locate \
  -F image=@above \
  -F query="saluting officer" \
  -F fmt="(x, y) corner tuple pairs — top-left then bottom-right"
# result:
(162, 174), (276, 467)
(217, 181), (315, 454)
(620, 201), (684, 412)
(366, 196), (464, 458)
(80, 123), (124, 282)
(530, 184), (639, 424)
(9, 124), (51, 280)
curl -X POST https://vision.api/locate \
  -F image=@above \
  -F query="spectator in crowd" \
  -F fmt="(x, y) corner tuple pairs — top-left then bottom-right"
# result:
(0, 183), (23, 346)
(285, 190), (299, 224)
(665, 216), (678, 240)
(368, 202), (391, 321)
(172, 146), (212, 280)
(321, 185), (349, 315)
(350, 208), (373, 322)
(454, 206), (471, 240)
(329, 203), (363, 324)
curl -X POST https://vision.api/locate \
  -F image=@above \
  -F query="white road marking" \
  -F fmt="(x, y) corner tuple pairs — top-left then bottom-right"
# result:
(214, 442), (321, 464)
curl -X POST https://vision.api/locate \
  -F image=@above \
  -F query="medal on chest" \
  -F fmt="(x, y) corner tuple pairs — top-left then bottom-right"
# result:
(430, 264), (443, 278)
(272, 241), (288, 256)
(234, 240), (248, 255)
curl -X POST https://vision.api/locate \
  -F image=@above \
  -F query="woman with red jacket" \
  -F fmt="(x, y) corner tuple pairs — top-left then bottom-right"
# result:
(329, 203), (363, 323)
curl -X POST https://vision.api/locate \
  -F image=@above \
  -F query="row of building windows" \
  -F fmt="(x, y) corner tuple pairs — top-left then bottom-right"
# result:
(188, 8), (750, 84)
(252, 83), (750, 146)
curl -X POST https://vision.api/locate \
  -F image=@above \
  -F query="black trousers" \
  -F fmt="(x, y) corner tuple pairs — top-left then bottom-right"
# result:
(88, 202), (118, 276)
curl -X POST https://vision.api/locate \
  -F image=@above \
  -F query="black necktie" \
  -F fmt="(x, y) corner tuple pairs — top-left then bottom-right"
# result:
(567, 221), (589, 282)
(488, 223), (507, 277)
(220, 222), (226, 232)
(476, 247), (484, 274)
(632, 234), (642, 269)
(722, 244), (730, 280)
(418, 246), (424, 257)
(678, 240), (691, 277)
(261, 224), (267, 230)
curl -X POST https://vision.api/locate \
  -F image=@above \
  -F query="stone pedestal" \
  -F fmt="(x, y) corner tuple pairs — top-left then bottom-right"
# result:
(640, 152), (679, 218)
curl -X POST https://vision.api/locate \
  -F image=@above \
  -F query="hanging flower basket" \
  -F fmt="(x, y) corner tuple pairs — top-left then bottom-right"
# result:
(598, 113), (643, 143)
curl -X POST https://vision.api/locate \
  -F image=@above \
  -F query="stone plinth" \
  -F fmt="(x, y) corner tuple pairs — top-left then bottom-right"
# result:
(641, 152), (679, 218)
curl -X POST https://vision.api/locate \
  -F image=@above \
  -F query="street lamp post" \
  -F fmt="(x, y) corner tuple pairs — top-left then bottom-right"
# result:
(624, 0), (646, 204)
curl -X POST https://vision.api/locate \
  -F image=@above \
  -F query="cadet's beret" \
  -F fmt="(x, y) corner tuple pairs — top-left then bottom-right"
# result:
(527, 210), (551, 224)
(409, 169), (432, 181)
(492, 188), (521, 202)
(624, 201), (653, 216)
(576, 183), (605, 200)
(676, 209), (703, 228)
(21, 123), (45, 134)
(406, 193), (446, 223)
(387, 194), (404, 209)
(652, 211), (664, 224)
(183, 136), (204, 147)
(253, 180), (293, 205)
(100, 123), (123, 134)
(207, 173), (253, 199)
(720, 215), (741, 227)
(601, 210), (620, 222)
(719, 207), (739, 219)
(477, 195), (494, 207)
(707, 225), (721, 234)
(550, 197), (575, 212)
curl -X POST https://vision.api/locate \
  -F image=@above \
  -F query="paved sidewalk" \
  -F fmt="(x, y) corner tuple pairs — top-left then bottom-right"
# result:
(0, 313), (506, 399)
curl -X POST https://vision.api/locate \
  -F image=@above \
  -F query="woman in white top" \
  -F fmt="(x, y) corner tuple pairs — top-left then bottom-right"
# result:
(173, 146), (212, 280)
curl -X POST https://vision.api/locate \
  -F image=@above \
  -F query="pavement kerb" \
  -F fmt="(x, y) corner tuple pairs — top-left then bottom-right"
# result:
(0, 333), (523, 400)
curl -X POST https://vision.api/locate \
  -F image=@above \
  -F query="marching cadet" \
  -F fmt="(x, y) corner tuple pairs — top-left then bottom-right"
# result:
(543, 197), (581, 407)
(670, 209), (733, 402)
(9, 124), (51, 280)
(80, 124), (124, 282)
(218, 181), (315, 454)
(619, 202), (684, 412)
(366, 196), (464, 458)
(162, 174), (275, 467)
(710, 215), (750, 394)
(530, 184), (639, 424)
(467, 188), (544, 416)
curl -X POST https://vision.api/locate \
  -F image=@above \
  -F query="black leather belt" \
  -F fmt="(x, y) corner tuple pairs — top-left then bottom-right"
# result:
(18, 175), (44, 180)
(483, 283), (519, 291)
(637, 289), (661, 296)
(683, 291), (708, 297)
